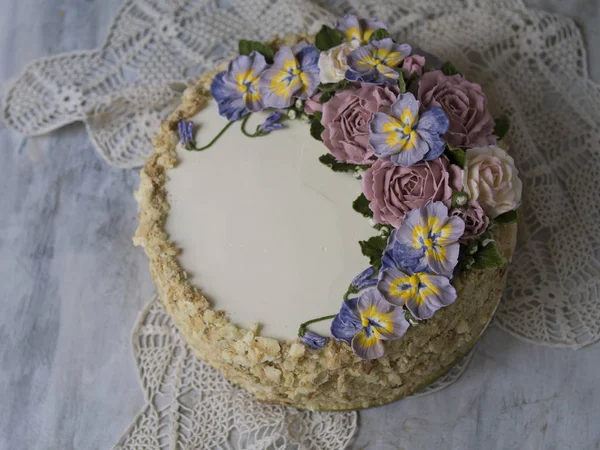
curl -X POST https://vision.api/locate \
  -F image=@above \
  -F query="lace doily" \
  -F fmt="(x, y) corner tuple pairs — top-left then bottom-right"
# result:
(114, 295), (474, 449)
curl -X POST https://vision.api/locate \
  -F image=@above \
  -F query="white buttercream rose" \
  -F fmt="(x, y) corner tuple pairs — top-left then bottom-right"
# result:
(463, 146), (522, 218)
(318, 41), (360, 84)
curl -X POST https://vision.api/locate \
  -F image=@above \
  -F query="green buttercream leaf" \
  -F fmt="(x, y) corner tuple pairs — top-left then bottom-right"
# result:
(318, 154), (369, 173)
(312, 111), (323, 121)
(315, 25), (344, 51)
(238, 40), (275, 63)
(493, 116), (510, 140)
(352, 193), (373, 218)
(370, 28), (390, 41)
(398, 71), (406, 93)
(445, 144), (466, 168)
(359, 235), (388, 270)
(472, 242), (504, 270)
(441, 61), (460, 76)
(318, 80), (349, 93)
(494, 209), (518, 224)
(318, 91), (334, 104)
(310, 118), (325, 141)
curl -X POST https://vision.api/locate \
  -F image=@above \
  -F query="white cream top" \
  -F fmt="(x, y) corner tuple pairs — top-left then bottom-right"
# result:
(165, 101), (375, 340)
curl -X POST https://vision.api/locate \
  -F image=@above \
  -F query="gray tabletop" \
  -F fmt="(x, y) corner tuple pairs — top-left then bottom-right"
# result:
(1, 1), (599, 449)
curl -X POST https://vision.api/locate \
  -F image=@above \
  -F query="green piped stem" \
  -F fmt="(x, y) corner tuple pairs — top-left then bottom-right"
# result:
(188, 119), (235, 151)
(298, 314), (337, 337)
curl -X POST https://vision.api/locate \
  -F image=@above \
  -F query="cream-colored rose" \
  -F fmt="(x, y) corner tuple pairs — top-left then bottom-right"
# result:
(318, 41), (359, 84)
(463, 146), (522, 218)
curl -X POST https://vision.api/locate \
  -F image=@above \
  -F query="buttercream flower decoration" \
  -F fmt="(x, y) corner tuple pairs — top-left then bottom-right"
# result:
(387, 202), (465, 277)
(362, 156), (462, 228)
(369, 92), (450, 166)
(450, 201), (489, 241)
(331, 289), (409, 360)
(378, 268), (457, 320)
(299, 331), (329, 349)
(258, 111), (284, 134)
(463, 146), (522, 218)
(210, 51), (268, 121)
(318, 41), (359, 84)
(418, 71), (497, 148)
(259, 42), (320, 108)
(335, 14), (388, 44)
(177, 120), (195, 150)
(345, 38), (411, 85)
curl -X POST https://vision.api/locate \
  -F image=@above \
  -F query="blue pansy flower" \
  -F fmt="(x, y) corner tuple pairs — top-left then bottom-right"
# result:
(210, 51), (268, 121)
(258, 111), (284, 134)
(300, 331), (329, 349)
(345, 38), (411, 85)
(369, 92), (449, 166)
(381, 202), (465, 278)
(335, 14), (388, 44)
(259, 42), (320, 108)
(350, 266), (378, 291)
(177, 120), (195, 149)
(331, 289), (409, 360)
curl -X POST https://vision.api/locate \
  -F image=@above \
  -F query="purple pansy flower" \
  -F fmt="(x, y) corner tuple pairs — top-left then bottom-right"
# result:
(369, 92), (449, 166)
(177, 120), (195, 149)
(380, 229), (431, 275)
(210, 51), (268, 121)
(345, 38), (411, 85)
(378, 268), (457, 320)
(382, 202), (464, 277)
(335, 14), (388, 44)
(259, 43), (320, 108)
(258, 111), (284, 134)
(300, 331), (329, 349)
(331, 289), (409, 360)
(350, 266), (378, 291)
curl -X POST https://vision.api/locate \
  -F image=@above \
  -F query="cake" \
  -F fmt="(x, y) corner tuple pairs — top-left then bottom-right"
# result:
(134, 16), (522, 411)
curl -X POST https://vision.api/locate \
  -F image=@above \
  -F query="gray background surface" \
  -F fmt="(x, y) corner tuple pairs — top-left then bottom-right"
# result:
(0, 1), (599, 449)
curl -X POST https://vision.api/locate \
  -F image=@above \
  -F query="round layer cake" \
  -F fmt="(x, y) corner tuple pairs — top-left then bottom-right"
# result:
(134, 30), (520, 410)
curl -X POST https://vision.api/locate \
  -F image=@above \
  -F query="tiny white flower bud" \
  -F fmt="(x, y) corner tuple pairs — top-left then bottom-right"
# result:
(294, 99), (304, 109)
(300, 114), (310, 123)
(287, 109), (297, 120)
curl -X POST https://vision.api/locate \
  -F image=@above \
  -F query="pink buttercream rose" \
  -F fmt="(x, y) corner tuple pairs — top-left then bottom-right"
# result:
(322, 83), (399, 165)
(304, 93), (323, 115)
(418, 70), (497, 148)
(362, 156), (463, 228)
(450, 201), (489, 242)
(402, 55), (425, 77)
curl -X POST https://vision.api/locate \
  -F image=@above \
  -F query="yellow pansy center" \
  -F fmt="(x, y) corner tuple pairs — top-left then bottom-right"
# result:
(359, 305), (396, 340)
(388, 273), (440, 307)
(269, 57), (309, 100)
(381, 107), (419, 151)
(235, 70), (261, 103)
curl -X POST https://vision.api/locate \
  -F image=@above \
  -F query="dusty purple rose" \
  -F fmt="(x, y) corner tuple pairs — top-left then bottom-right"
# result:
(304, 93), (323, 115)
(418, 70), (497, 148)
(450, 201), (489, 242)
(402, 55), (425, 77)
(362, 156), (463, 228)
(322, 83), (399, 165)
